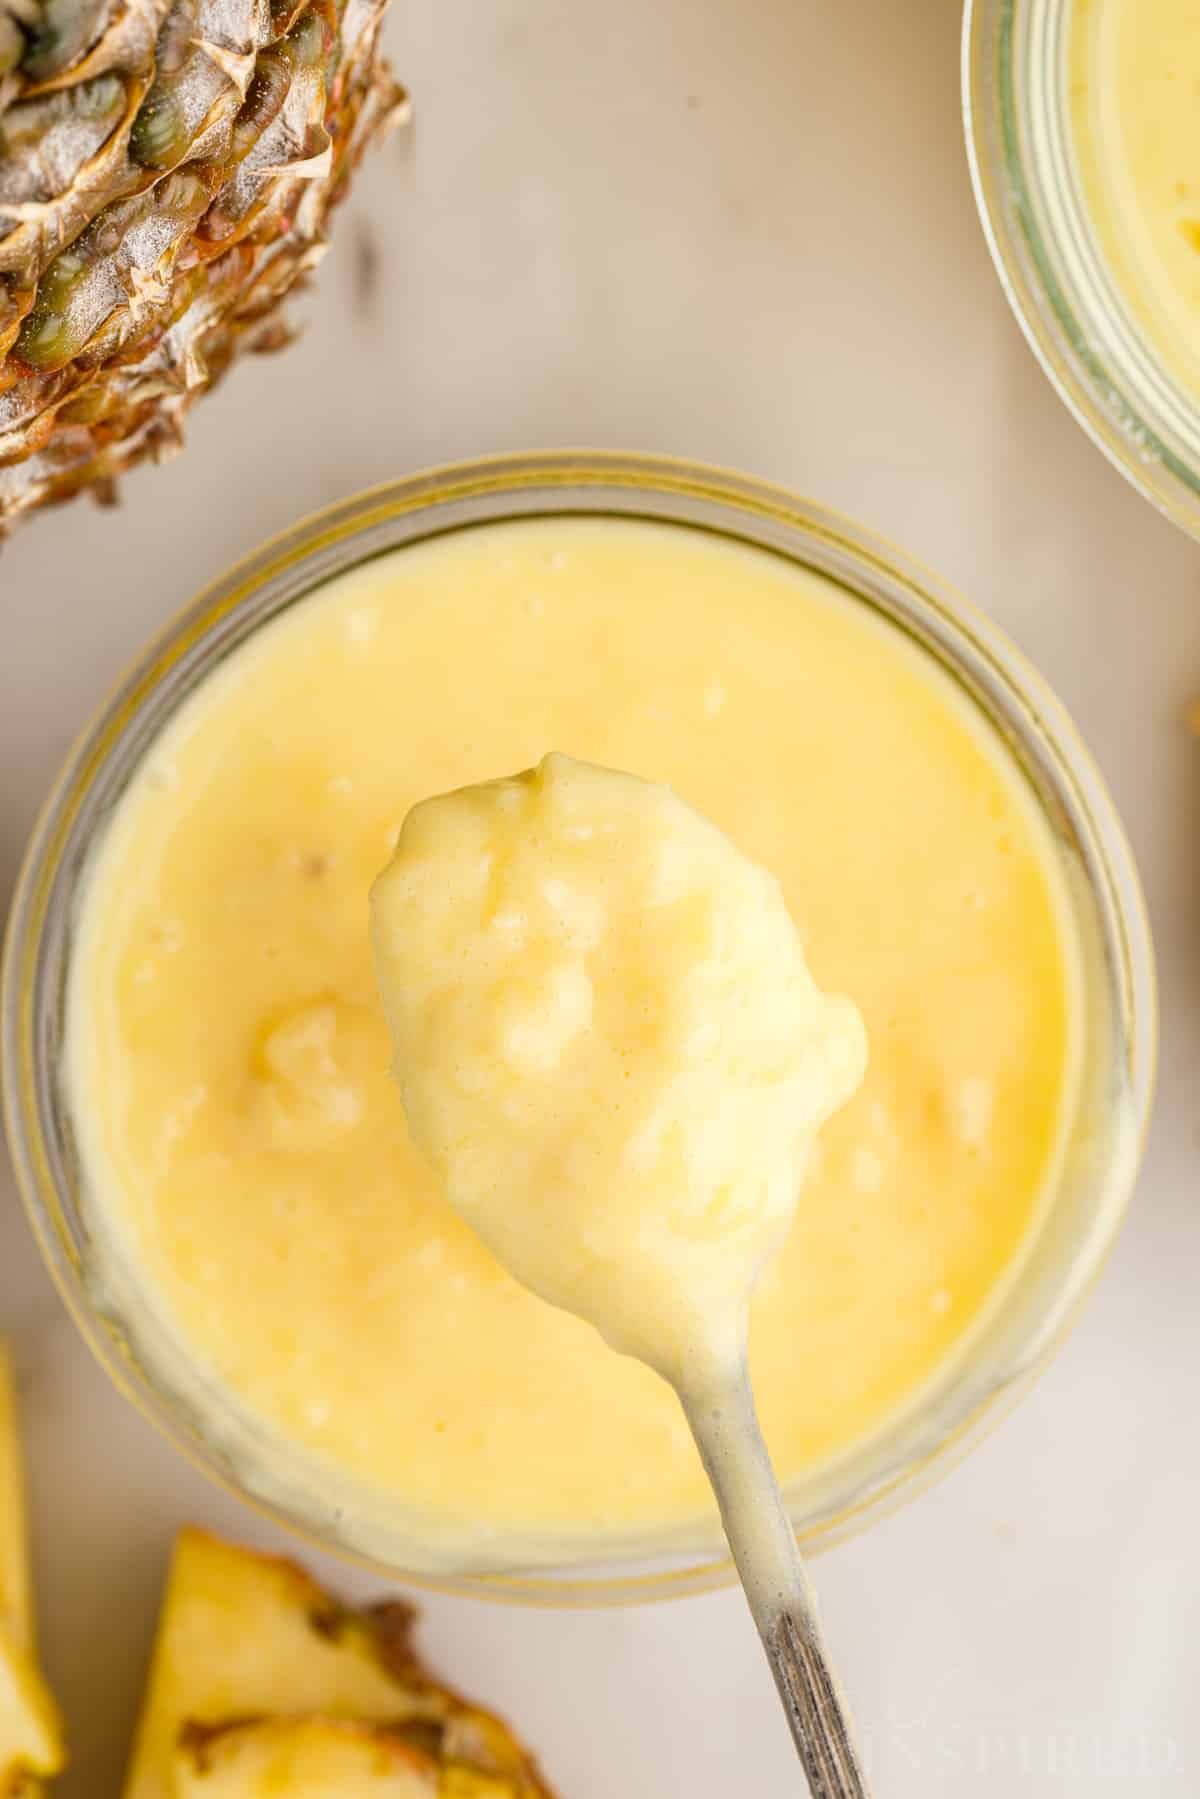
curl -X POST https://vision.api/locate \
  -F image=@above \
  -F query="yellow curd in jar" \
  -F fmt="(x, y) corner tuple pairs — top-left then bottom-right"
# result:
(66, 518), (1079, 1550)
(1073, 0), (1200, 388)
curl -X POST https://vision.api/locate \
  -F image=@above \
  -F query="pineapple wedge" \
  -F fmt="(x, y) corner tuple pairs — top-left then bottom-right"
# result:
(0, 1347), (64, 1795)
(0, 1622), (61, 1788)
(125, 1532), (552, 1799)
(0, 1351), (31, 1653)
(171, 1717), (516, 1798)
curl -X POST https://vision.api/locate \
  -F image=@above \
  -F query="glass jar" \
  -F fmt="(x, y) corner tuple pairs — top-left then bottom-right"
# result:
(964, 0), (1200, 540)
(1, 452), (1156, 1602)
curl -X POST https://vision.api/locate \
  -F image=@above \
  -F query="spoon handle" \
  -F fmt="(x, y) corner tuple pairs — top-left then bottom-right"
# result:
(680, 1369), (870, 1798)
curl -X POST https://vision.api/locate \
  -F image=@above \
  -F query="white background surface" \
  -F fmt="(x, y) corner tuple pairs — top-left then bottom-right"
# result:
(3, 0), (1200, 1792)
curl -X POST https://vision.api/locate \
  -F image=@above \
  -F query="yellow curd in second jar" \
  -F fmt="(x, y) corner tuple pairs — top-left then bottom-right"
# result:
(1072, 0), (1200, 391)
(66, 517), (1080, 1556)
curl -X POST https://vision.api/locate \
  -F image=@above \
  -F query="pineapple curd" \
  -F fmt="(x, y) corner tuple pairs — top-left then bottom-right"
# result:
(66, 518), (1080, 1555)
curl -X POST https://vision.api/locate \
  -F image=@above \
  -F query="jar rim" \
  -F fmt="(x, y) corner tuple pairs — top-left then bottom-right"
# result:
(0, 451), (1158, 1604)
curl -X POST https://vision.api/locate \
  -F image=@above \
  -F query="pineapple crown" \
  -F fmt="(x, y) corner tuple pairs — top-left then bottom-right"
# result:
(0, 0), (404, 532)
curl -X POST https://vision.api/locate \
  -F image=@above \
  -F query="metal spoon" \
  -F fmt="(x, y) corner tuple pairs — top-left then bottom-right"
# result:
(679, 1357), (870, 1798)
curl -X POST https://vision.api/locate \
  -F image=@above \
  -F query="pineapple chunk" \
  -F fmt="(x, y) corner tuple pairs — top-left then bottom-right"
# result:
(0, 1625), (62, 1785)
(125, 1533), (550, 1799)
(171, 1717), (515, 1798)
(0, 1346), (63, 1795)
(0, 1351), (32, 1653)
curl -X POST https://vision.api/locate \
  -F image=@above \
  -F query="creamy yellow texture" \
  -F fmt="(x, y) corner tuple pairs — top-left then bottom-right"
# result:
(1073, 0), (1200, 386)
(371, 754), (866, 1381)
(67, 519), (1078, 1544)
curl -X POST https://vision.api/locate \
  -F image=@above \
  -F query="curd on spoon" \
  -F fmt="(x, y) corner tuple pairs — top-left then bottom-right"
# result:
(370, 752), (868, 1385)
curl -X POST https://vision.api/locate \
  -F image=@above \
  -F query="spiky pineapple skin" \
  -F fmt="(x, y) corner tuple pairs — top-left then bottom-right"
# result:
(0, 0), (404, 533)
